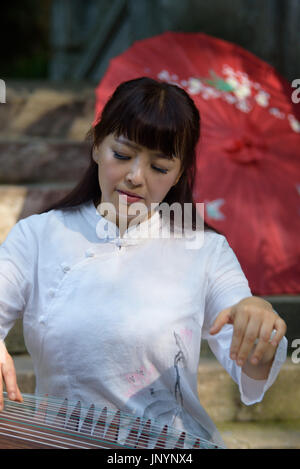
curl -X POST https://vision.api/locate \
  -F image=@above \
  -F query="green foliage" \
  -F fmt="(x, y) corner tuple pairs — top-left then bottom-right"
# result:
(1, 0), (51, 78)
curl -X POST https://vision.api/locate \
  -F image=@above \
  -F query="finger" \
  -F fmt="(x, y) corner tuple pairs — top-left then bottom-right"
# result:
(235, 317), (262, 366)
(210, 307), (232, 335)
(248, 317), (275, 365)
(269, 317), (287, 347)
(230, 311), (250, 363)
(16, 386), (23, 403)
(2, 359), (19, 402)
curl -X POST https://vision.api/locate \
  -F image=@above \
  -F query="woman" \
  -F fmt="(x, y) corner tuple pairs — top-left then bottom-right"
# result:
(0, 77), (287, 448)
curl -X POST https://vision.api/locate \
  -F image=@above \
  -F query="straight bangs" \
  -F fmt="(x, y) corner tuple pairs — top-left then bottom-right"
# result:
(92, 79), (196, 170)
(105, 114), (183, 163)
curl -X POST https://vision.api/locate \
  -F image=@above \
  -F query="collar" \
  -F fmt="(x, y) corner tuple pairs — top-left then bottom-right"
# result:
(80, 200), (164, 246)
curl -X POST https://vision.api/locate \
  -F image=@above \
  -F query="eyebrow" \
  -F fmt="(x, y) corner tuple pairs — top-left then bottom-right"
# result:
(114, 136), (174, 160)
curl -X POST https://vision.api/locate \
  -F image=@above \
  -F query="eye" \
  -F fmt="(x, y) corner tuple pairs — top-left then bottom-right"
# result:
(113, 151), (168, 174)
(113, 151), (130, 160)
(152, 166), (168, 174)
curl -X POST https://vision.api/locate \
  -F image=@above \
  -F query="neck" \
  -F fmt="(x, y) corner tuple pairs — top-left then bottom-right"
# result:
(93, 199), (155, 238)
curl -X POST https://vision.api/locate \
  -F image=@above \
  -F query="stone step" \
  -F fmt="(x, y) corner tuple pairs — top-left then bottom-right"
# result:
(0, 82), (95, 185)
(218, 420), (300, 449)
(1, 81), (95, 141)
(0, 140), (91, 184)
(0, 83), (95, 184)
(0, 184), (75, 244)
(198, 357), (300, 423)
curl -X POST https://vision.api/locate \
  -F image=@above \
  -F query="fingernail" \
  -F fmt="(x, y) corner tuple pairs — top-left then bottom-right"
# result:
(251, 357), (258, 365)
(9, 392), (16, 400)
(237, 359), (243, 366)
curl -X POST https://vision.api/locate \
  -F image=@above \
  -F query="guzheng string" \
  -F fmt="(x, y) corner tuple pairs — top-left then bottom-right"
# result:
(0, 392), (224, 449)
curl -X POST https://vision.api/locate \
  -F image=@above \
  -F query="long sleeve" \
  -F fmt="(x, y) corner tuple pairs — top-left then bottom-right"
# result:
(202, 235), (287, 405)
(0, 218), (35, 341)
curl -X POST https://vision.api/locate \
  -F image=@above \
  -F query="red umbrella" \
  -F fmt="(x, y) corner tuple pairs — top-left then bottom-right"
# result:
(94, 31), (300, 295)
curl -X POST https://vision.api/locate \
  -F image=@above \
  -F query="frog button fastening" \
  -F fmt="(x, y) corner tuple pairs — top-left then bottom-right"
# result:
(85, 249), (95, 258)
(61, 262), (71, 273)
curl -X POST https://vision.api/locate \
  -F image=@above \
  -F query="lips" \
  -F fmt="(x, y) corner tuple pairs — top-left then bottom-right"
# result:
(117, 190), (143, 199)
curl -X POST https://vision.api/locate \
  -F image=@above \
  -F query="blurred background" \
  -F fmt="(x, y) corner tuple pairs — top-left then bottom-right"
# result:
(1, 0), (300, 448)
(2, 0), (300, 82)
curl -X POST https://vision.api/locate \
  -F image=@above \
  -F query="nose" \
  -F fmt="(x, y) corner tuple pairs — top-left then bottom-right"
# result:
(125, 158), (145, 186)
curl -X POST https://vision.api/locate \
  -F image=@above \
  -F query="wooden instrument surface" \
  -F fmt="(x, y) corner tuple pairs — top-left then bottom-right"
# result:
(0, 392), (221, 449)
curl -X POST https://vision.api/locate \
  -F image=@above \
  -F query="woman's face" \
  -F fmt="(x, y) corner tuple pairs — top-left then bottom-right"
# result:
(92, 132), (183, 228)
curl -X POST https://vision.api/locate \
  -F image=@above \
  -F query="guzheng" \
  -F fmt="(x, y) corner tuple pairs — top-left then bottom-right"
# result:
(0, 392), (222, 449)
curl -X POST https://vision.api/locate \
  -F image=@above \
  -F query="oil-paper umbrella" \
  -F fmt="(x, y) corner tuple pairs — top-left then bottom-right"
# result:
(94, 31), (300, 295)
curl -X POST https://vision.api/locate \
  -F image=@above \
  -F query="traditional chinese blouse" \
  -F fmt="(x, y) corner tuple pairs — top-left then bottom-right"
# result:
(0, 200), (287, 448)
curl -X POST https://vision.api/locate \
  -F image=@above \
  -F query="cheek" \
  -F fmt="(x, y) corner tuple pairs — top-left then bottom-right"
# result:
(99, 159), (122, 186)
(148, 175), (175, 199)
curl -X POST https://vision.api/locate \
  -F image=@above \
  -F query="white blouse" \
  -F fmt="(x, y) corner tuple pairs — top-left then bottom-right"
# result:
(0, 200), (287, 448)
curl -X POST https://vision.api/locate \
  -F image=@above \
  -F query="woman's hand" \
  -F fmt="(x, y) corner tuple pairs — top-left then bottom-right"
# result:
(209, 296), (287, 370)
(0, 340), (23, 411)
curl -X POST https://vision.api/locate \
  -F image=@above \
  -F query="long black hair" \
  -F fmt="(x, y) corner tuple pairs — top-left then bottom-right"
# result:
(39, 76), (219, 233)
